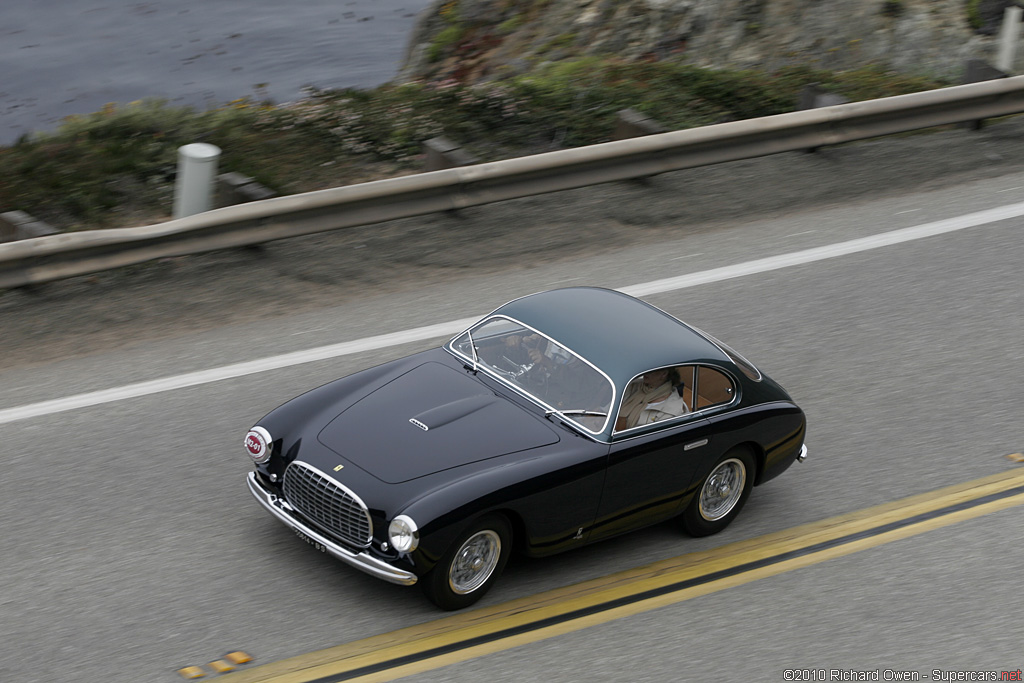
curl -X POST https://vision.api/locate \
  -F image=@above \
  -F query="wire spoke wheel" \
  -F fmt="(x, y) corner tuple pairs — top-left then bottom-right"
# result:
(424, 515), (512, 610)
(449, 530), (501, 595)
(682, 448), (755, 537)
(699, 457), (746, 521)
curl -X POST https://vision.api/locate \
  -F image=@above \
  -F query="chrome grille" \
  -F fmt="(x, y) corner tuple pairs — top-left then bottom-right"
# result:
(282, 461), (372, 548)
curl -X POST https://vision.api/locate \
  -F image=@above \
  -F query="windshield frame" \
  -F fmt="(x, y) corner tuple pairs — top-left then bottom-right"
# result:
(446, 315), (616, 437)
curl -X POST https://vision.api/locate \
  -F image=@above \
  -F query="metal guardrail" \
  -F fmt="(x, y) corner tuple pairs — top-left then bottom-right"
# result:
(3, 76), (1024, 289)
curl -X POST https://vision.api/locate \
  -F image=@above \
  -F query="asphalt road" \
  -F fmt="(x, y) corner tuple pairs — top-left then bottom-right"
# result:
(1, 123), (1022, 682)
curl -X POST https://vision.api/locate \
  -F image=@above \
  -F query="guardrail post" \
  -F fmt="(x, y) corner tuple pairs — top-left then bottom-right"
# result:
(614, 109), (669, 183)
(423, 137), (480, 171)
(962, 60), (1009, 129)
(216, 172), (278, 208)
(0, 211), (58, 243)
(613, 109), (667, 140)
(997, 6), (1023, 73)
(798, 84), (851, 152)
(798, 84), (850, 111)
(173, 143), (221, 219)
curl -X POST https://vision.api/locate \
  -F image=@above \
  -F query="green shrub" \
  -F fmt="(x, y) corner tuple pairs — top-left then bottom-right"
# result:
(966, 0), (982, 29)
(498, 15), (525, 35)
(429, 24), (466, 62)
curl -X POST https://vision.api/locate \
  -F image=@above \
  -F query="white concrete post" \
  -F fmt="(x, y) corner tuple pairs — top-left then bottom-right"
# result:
(996, 6), (1023, 73)
(172, 143), (221, 218)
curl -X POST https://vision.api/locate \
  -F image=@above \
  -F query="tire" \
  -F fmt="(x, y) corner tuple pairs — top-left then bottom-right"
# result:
(421, 514), (512, 610)
(681, 447), (755, 537)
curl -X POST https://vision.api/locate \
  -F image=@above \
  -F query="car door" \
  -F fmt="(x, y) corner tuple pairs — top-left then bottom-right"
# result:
(589, 365), (727, 541)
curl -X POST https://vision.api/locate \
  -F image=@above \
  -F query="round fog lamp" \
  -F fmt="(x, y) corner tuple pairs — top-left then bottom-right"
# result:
(388, 515), (419, 553)
(244, 426), (273, 464)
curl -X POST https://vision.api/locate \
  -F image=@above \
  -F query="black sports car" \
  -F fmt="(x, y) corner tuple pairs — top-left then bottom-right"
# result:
(245, 287), (807, 609)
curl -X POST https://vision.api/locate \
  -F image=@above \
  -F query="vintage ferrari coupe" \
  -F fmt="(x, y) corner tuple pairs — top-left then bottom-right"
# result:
(245, 287), (807, 609)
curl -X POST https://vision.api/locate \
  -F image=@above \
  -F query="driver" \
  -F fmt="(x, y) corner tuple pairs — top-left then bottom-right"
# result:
(504, 333), (548, 367)
(504, 333), (576, 375)
(504, 333), (610, 416)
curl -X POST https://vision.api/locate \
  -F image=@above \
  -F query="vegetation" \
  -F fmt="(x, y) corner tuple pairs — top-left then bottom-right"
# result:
(429, 0), (466, 62)
(0, 61), (945, 231)
(966, 0), (983, 30)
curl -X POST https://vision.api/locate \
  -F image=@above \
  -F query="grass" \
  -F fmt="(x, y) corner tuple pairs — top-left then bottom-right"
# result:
(0, 61), (946, 232)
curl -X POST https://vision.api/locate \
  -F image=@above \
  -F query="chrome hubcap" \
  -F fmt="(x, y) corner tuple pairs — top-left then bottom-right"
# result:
(449, 530), (501, 595)
(699, 458), (746, 521)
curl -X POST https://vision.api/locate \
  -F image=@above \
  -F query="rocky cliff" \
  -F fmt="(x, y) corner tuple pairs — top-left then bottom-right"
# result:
(400, 0), (1022, 84)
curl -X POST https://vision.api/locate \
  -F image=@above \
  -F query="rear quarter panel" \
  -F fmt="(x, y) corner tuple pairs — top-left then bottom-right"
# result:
(702, 401), (806, 486)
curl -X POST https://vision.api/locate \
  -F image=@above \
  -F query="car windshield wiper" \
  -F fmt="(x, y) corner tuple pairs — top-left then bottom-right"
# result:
(542, 409), (608, 439)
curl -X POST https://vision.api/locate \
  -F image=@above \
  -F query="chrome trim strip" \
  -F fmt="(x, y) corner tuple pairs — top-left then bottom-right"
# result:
(466, 327), (479, 372)
(797, 444), (808, 462)
(246, 472), (417, 586)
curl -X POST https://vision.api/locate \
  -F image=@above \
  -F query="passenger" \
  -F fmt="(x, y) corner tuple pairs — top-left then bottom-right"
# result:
(616, 368), (687, 430)
(636, 384), (689, 425)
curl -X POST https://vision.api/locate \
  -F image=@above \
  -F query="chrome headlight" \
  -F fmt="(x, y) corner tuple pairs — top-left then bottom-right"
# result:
(244, 426), (273, 464)
(388, 515), (419, 553)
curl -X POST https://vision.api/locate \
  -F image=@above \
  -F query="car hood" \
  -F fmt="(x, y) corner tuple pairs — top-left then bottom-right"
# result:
(317, 361), (560, 483)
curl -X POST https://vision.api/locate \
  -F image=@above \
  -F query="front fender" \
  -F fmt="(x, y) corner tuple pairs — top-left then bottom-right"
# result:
(403, 438), (608, 573)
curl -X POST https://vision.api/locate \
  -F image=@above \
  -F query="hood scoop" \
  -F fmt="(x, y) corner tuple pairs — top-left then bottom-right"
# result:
(411, 395), (499, 431)
(318, 361), (559, 483)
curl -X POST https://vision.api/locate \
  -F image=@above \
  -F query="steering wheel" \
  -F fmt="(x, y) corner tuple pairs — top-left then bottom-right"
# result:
(498, 355), (535, 381)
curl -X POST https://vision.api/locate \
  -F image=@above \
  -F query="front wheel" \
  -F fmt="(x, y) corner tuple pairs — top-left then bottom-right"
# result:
(421, 514), (512, 610)
(681, 448), (755, 537)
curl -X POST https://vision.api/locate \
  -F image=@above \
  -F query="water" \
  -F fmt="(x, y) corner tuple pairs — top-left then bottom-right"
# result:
(0, 0), (433, 144)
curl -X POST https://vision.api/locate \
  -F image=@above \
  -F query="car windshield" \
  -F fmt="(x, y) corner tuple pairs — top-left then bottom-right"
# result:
(450, 317), (614, 433)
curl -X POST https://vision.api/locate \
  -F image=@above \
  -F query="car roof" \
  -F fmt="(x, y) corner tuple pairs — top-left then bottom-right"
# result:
(489, 287), (731, 387)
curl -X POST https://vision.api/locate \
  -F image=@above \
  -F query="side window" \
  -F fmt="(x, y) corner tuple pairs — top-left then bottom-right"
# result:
(695, 366), (735, 410)
(614, 365), (696, 433)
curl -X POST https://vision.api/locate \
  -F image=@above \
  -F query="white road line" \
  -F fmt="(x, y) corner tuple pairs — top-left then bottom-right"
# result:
(621, 202), (1023, 298)
(0, 317), (479, 425)
(2, 201), (1023, 425)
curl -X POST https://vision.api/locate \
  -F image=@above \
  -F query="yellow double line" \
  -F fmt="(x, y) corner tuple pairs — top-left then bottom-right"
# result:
(228, 466), (1024, 683)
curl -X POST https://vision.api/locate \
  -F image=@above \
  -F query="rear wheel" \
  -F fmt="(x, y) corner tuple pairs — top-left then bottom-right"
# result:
(421, 515), (511, 610)
(682, 448), (755, 537)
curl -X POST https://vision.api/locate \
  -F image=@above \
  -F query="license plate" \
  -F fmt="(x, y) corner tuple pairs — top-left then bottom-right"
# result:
(293, 527), (327, 553)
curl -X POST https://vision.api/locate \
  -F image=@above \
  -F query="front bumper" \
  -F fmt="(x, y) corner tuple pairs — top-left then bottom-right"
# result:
(246, 472), (418, 586)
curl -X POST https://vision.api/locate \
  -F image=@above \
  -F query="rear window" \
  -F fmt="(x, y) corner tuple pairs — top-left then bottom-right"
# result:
(690, 327), (762, 382)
